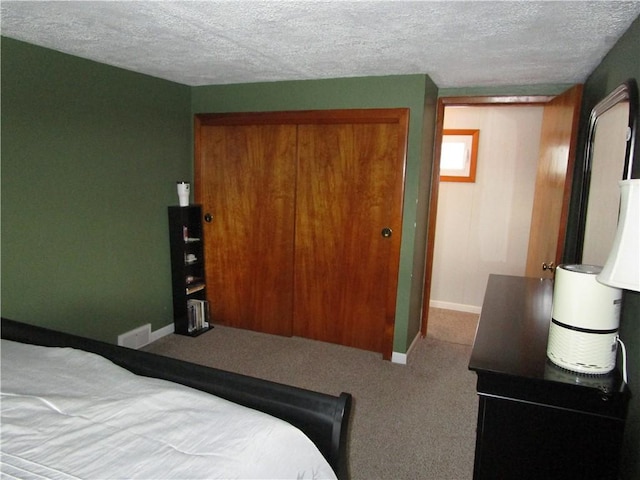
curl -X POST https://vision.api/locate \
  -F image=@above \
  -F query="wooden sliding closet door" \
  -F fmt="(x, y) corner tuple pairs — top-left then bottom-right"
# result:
(195, 120), (297, 336)
(294, 118), (407, 357)
(196, 109), (408, 359)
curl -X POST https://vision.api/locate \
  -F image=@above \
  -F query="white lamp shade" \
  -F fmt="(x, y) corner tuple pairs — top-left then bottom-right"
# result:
(596, 179), (640, 291)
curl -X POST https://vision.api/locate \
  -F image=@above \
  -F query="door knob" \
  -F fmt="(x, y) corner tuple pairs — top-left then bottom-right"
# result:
(542, 262), (555, 272)
(381, 227), (392, 238)
(204, 213), (213, 223)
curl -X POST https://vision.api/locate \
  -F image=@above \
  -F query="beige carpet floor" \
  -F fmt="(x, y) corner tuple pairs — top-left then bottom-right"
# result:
(426, 307), (480, 346)
(144, 311), (479, 480)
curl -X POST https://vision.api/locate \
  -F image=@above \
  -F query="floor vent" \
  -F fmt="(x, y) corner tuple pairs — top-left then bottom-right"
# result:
(117, 324), (151, 349)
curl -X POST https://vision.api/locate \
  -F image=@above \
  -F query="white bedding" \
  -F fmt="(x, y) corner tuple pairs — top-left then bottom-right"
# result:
(0, 339), (337, 480)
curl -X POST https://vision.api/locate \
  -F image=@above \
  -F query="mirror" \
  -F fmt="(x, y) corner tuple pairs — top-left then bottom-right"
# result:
(577, 79), (638, 265)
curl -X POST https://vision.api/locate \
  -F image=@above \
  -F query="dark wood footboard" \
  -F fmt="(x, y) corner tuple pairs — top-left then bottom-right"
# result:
(1, 318), (352, 480)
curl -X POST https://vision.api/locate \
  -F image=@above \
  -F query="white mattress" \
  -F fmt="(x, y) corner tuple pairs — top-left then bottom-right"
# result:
(0, 339), (337, 479)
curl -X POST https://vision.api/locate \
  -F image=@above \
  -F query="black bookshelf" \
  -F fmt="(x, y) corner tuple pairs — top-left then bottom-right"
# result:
(168, 205), (211, 336)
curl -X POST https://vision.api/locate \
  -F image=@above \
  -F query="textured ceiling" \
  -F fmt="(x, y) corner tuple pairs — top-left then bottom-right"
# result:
(2, 1), (640, 88)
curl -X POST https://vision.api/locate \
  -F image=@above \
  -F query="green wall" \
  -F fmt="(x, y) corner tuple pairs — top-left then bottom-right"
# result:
(1, 37), (192, 342)
(573, 15), (640, 480)
(192, 75), (436, 353)
(409, 77), (439, 346)
(0, 35), (436, 353)
(439, 83), (573, 98)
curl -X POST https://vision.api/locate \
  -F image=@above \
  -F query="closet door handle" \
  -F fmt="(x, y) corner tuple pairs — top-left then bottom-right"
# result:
(381, 227), (392, 238)
(204, 213), (213, 223)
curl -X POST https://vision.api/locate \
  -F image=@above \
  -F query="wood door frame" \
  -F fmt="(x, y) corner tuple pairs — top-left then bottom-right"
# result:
(195, 108), (409, 360)
(420, 95), (556, 338)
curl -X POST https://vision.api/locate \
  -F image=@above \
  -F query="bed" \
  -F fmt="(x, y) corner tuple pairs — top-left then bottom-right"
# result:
(1, 318), (352, 479)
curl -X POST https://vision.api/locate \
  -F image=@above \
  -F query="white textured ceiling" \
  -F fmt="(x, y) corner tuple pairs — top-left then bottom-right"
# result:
(2, 1), (640, 88)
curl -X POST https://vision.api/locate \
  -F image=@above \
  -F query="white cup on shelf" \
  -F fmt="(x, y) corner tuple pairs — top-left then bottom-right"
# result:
(177, 181), (190, 207)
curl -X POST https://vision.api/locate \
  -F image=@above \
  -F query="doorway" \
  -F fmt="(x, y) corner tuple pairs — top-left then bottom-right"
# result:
(421, 88), (582, 338)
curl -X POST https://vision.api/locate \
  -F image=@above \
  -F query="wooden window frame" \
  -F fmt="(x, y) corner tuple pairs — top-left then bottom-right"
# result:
(440, 129), (480, 183)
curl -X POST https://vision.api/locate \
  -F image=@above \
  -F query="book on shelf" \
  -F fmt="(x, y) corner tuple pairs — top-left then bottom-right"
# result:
(186, 283), (206, 295)
(181, 224), (202, 243)
(187, 298), (209, 332)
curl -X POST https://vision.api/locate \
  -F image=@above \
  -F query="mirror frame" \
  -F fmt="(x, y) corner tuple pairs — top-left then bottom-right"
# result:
(575, 78), (639, 263)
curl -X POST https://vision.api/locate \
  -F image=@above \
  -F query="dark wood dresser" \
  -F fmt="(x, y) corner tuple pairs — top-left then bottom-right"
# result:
(469, 274), (630, 480)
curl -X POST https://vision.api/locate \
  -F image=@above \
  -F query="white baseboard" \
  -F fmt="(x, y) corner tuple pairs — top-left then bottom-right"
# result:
(117, 324), (151, 349)
(150, 323), (174, 343)
(391, 351), (406, 364)
(391, 331), (421, 365)
(429, 300), (482, 315)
